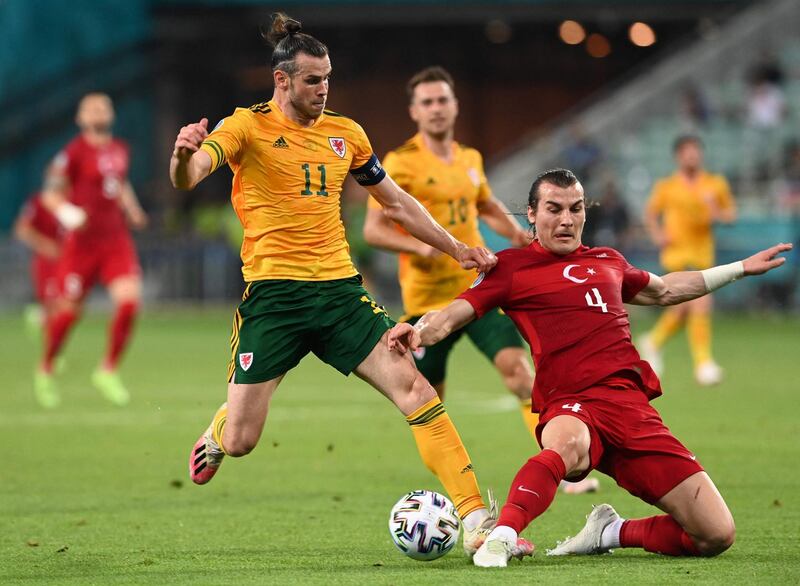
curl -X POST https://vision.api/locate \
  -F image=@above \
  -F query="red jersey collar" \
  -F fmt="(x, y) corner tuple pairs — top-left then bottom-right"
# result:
(530, 239), (589, 259)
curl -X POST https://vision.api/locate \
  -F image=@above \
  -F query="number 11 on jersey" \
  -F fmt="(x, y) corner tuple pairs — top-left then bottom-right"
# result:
(585, 288), (608, 313)
(300, 163), (328, 197)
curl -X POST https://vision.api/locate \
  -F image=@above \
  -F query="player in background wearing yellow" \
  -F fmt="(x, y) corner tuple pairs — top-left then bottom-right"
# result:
(364, 67), (598, 495)
(640, 136), (737, 385)
(169, 13), (532, 558)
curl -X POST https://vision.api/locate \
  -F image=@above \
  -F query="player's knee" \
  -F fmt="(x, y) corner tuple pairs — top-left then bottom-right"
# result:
(694, 522), (736, 556)
(549, 442), (585, 474)
(55, 298), (80, 315)
(223, 429), (259, 457)
(495, 350), (533, 396)
(506, 362), (533, 400)
(403, 370), (437, 413)
(542, 425), (591, 473)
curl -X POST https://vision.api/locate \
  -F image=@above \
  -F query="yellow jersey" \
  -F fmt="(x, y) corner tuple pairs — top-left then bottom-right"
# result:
(201, 100), (383, 282)
(647, 171), (736, 271)
(369, 133), (491, 317)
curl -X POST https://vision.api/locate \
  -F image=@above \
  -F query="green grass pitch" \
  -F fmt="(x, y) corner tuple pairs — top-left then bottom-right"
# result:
(2, 308), (799, 584)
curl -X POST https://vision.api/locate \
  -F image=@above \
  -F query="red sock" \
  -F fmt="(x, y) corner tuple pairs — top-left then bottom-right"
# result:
(496, 448), (566, 534)
(104, 301), (138, 370)
(42, 309), (78, 372)
(620, 516), (700, 556)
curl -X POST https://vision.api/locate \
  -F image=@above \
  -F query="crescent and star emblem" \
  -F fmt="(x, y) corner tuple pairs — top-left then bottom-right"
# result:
(563, 264), (594, 283)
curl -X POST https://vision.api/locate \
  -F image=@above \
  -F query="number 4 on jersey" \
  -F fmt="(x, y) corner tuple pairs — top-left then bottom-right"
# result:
(585, 287), (608, 313)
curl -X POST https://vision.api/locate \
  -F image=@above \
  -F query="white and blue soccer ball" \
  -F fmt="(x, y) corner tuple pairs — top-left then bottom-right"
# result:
(388, 490), (461, 561)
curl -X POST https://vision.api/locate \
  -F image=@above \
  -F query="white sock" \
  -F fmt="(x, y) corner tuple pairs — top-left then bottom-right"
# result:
(599, 518), (625, 550)
(462, 508), (488, 532)
(489, 525), (518, 543)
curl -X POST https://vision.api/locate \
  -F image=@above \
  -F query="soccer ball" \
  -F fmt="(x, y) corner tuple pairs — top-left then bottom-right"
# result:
(388, 490), (461, 561)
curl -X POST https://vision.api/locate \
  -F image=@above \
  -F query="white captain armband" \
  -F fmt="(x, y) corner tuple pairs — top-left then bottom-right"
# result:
(350, 154), (386, 186)
(701, 261), (744, 292)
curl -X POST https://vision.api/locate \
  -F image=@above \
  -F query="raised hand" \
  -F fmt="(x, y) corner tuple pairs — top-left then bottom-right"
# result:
(742, 242), (793, 276)
(173, 118), (209, 160)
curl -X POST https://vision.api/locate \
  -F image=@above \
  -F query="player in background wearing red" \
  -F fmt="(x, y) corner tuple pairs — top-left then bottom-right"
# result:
(36, 93), (148, 408)
(389, 168), (791, 566)
(13, 193), (63, 349)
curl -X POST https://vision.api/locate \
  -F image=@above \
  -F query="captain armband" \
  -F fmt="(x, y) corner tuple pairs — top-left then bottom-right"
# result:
(701, 261), (744, 292)
(350, 154), (386, 186)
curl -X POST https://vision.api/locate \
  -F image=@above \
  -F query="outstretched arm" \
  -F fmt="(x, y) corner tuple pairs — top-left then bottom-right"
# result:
(13, 211), (60, 259)
(119, 181), (148, 230)
(40, 159), (87, 231)
(362, 205), (440, 258)
(629, 242), (793, 306)
(367, 175), (495, 272)
(644, 205), (668, 248)
(388, 299), (477, 354)
(170, 118), (212, 190)
(477, 196), (531, 248)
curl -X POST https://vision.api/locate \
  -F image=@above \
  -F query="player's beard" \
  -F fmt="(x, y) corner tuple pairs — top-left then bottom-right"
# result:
(289, 88), (325, 122)
(427, 129), (450, 142)
(83, 120), (112, 136)
(424, 120), (453, 143)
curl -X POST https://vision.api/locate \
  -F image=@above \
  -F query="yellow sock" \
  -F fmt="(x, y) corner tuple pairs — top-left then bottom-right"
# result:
(687, 313), (712, 366)
(406, 396), (484, 518)
(211, 403), (229, 455)
(519, 399), (539, 441)
(649, 310), (684, 348)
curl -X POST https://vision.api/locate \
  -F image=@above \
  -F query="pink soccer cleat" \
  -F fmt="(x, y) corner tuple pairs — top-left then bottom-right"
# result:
(189, 426), (225, 485)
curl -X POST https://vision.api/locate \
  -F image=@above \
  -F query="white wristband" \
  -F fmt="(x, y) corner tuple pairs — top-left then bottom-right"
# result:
(54, 202), (87, 230)
(701, 261), (744, 292)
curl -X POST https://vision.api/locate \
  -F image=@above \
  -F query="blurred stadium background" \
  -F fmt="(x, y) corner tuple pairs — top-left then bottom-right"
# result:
(2, 0), (797, 311)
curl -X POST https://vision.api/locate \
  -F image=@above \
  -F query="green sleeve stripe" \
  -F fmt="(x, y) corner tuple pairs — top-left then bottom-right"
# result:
(205, 140), (226, 171)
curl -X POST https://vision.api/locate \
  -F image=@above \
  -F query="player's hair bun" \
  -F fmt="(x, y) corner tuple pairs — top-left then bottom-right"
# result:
(261, 11), (328, 72)
(262, 12), (302, 47)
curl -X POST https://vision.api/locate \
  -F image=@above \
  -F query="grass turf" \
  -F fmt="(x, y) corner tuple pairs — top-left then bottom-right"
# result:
(2, 308), (799, 584)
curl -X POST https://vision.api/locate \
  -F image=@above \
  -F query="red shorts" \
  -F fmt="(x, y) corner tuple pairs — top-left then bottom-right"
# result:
(535, 374), (703, 505)
(32, 256), (61, 303)
(58, 232), (141, 301)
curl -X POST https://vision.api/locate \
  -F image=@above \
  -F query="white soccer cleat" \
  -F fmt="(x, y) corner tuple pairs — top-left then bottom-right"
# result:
(560, 477), (600, 495)
(473, 535), (515, 568)
(695, 361), (723, 386)
(638, 335), (663, 377)
(473, 530), (534, 568)
(546, 504), (620, 556)
(462, 489), (498, 556)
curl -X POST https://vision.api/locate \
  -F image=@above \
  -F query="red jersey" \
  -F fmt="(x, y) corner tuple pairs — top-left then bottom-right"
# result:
(20, 194), (61, 243)
(459, 240), (661, 412)
(53, 135), (130, 240)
